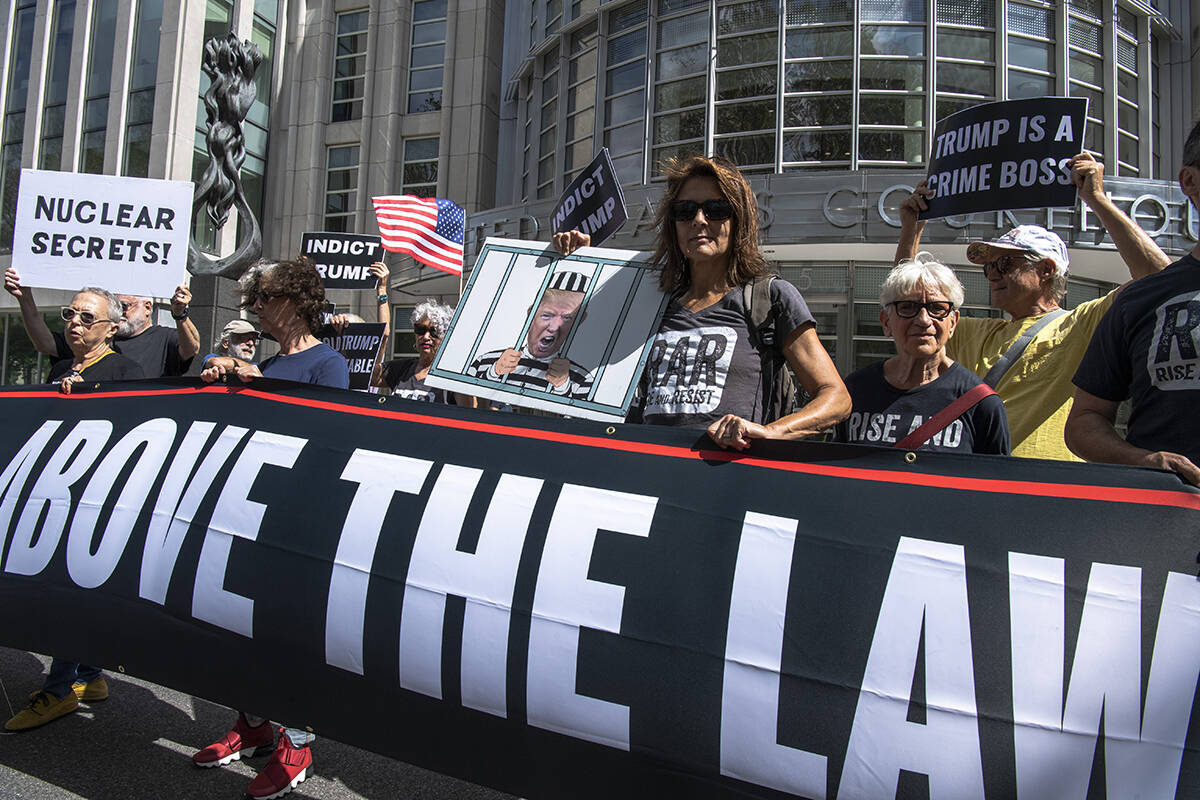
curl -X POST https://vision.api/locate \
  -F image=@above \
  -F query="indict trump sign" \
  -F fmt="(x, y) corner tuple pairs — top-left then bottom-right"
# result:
(549, 148), (627, 246)
(11, 169), (192, 298)
(301, 231), (384, 289)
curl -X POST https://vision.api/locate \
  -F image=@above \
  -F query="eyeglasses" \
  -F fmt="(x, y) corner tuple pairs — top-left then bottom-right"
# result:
(253, 290), (278, 306)
(61, 307), (116, 326)
(887, 300), (955, 319)
(413, 323), (440, 337)
(669, 198), (734, 222)
(982, 253), (1037, 280)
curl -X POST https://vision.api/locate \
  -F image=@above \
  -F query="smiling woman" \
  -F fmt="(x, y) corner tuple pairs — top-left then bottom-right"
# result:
(834, 253), (1010, 454)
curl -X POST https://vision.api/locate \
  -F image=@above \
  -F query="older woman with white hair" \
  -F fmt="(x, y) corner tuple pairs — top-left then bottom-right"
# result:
(835, 253), (1010, 454)
(373, 298), (473, 405)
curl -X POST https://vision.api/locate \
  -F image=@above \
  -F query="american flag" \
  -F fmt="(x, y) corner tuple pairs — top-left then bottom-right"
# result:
(371, 195), (465, 276)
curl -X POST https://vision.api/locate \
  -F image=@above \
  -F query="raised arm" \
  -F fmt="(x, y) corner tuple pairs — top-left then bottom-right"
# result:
(1069, 153), (1170, 282)
(895, 181), (932, 266)
(4, 267), (58, 355)
(368, 261), (391, 390)
(171, 284), (201, 361)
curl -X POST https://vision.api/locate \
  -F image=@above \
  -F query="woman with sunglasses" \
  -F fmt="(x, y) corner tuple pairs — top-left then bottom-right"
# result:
(50, 288), (144, 395)
(373, 298), (470, 404)
(834, 254), (1009, 454)
(555, 155), (848, 447)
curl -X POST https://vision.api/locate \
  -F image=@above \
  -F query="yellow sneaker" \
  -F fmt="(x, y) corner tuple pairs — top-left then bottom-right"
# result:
(4, 691), (78, 731)
(71, 676), (108, 702)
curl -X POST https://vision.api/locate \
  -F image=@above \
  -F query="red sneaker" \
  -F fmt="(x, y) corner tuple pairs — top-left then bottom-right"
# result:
(246, 732), (312, 799)
(192, 714), (275, 767)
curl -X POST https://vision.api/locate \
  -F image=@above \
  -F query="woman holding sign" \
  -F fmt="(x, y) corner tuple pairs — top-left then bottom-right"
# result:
(554, 155), (849, 447)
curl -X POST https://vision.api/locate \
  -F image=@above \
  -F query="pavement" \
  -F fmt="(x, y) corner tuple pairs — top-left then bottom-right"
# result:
(0, 648), (517, 800)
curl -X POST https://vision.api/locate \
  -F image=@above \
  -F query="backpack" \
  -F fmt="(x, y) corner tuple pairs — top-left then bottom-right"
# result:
(743, 275), (797, 423)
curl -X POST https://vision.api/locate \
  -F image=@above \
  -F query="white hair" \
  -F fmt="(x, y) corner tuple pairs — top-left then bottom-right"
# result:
(880, 252), (965, 309)
(78, 287), (123, 323)
(411, 299), (454, 338)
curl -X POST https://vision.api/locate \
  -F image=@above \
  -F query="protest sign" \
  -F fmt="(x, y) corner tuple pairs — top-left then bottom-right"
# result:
(300, 231), (384, 289)
(317, 321), (386, 390)
(11, 169), (192, 298)
(426, 237), (667, 422)
(548, 148), (627, 246)
(920, 97), (1088, 220)
(0, 380), (1197, 799)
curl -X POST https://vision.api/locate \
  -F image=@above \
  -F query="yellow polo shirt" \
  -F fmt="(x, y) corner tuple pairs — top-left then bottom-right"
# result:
(947, 292), (1117, 460)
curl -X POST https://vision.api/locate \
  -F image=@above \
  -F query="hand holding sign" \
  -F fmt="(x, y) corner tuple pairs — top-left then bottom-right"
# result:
(171, 284), (191, 317)
(552, 230), (592, 257)
(1067, 151), (1105, 205)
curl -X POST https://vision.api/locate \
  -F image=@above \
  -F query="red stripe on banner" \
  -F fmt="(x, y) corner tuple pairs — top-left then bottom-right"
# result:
(6, 386), (1196, 511)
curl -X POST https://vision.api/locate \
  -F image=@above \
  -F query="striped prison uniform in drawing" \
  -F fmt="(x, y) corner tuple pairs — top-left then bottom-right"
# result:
(468, 348), (594, 401)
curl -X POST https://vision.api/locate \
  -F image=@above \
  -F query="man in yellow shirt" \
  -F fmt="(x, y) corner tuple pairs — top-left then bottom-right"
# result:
(894, 153), (1170, 460)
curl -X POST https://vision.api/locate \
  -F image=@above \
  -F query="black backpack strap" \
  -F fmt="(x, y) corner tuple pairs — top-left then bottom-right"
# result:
(744, 275), (792, 422)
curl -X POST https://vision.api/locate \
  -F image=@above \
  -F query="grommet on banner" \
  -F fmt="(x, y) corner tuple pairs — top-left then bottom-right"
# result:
(605, 426), (615, 435)
(377, 396), (386, 404)
(117, 665), (126, 673)
(904, 452), (917, 464)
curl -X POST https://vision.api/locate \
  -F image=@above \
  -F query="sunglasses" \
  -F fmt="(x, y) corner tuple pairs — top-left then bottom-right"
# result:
(413, 323), (440, 337)
(669, 198), (734, 222)
(887, 300), (955, 319)
(254, 290), (278, 305)
(982, 253), (1037, 279)
(61, 307), (115, 326)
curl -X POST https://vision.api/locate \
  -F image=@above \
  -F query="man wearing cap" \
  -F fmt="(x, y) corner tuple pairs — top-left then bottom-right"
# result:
(1065, 119), (1200, 486)
(896, 152), (1170, 460)
(468, 270), (595, 400)
(203, 319), (260, 368)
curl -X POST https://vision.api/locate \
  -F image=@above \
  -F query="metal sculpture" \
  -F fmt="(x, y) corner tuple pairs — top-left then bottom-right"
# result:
(188, 34), (264, 279)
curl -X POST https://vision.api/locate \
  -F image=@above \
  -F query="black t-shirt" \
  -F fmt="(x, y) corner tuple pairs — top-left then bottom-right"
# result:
(54, 324), (191, 378)
(834, 361), (1010, 454)
(1072, 253), (1200, 462)
(48, 351), (146, 382)
(636, 280), (815, 428)
(380, 358), (450, 404)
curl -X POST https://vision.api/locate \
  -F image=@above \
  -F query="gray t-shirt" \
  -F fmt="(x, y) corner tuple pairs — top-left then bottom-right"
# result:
(637, 279), (814, 429)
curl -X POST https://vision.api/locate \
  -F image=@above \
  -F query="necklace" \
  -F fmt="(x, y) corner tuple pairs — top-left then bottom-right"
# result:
(69, 349), (115, 379)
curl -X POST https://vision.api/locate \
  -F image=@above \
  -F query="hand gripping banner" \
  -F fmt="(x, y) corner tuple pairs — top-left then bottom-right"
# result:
(0, 380), (1197, 799)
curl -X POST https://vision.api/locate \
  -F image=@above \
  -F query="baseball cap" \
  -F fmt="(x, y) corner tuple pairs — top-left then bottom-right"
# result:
(221, 319), (258, 337)
(966, 225), (1069, 274)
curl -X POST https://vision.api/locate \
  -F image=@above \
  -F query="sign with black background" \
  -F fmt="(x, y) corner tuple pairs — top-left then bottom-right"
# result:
(0, 380), (1196, 800)
(549, 148), (628, 246)
(317, 321), (386, 390)
(921, 97), (1088, 220)
(301, 231), (384, 289)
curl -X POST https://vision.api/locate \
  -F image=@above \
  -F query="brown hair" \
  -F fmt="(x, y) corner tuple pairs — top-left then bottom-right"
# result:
(239, 256), (327, 334)
(651, 155), (769, 293)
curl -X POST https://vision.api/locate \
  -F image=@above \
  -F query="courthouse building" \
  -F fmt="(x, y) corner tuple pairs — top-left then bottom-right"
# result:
(0, 0), (1194, 379)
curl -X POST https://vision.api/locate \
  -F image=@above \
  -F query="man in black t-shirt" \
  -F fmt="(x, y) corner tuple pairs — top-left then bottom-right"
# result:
(1066, 118), (1200, 486)
(4, 269), (199, 378)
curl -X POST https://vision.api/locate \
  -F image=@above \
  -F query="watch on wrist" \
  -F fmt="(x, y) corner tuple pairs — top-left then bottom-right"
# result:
(172, 306), (189, 321)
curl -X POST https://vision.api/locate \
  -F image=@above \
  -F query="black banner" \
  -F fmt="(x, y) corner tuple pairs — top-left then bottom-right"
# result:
(0, 380), (1197, 800)
(317, 322), (386, 391)
(921, 97), (1088, 220)
(549, 148), (627, 245)
(301, 231), (384, 289)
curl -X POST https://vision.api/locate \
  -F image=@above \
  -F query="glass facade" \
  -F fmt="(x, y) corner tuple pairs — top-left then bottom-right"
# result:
(325, 145), (360, 232)
(333, 10), (368, 122)
(123, 0), (164, 178)
(402, 138), (439, 197)
(0, 0), (36, 250)
(81, 0), (119, 174)
(39, 0), (76, 171)
(515, 0), (1166, 194)
(409, 0), (447, 114)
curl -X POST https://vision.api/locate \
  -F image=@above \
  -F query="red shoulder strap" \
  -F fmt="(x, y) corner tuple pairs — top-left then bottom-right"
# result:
(893, 383), (997, 451)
